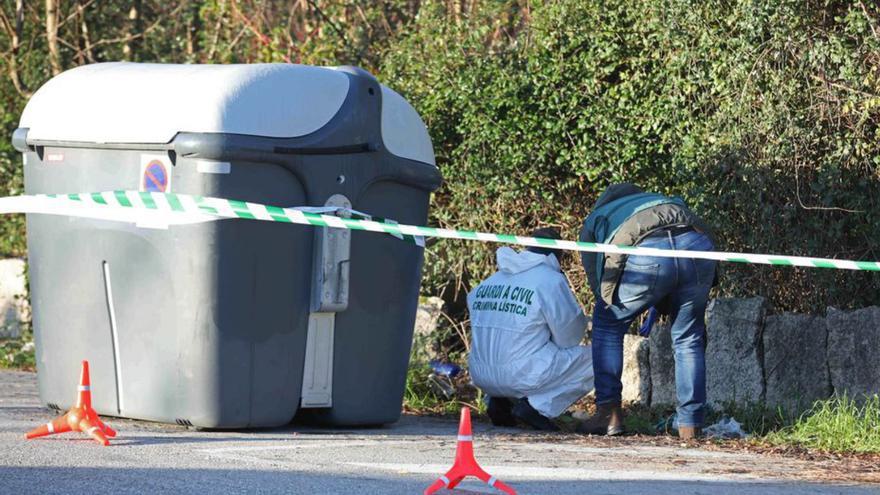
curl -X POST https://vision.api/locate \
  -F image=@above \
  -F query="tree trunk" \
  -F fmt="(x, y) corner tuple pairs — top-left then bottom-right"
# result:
(7, 0), (31, 96)
(447, 0), (460, 23)
(206, 0), (227, 62)
(45, 0), (61, 75)
(77, 0), (95, 64)
(123, 0), (142, 61)
(186, 0), (201, 60)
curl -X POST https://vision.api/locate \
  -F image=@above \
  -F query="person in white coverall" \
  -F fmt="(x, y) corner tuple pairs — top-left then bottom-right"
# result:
(467, 227), (594, 431)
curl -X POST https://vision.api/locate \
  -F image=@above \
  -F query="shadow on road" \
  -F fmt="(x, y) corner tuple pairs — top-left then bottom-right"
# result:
(19, 434), (296, 447)
(0, 466), (874, 495)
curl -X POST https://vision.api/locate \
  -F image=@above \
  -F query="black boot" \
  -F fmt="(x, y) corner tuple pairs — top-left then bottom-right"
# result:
(511, 398), (560, 431)
(486, 397), (517, 427)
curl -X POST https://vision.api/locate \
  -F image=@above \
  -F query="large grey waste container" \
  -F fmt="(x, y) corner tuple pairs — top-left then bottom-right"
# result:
(12, 63), (441, 428)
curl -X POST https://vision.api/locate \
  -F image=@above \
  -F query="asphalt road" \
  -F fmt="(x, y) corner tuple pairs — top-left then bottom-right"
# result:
(0, 370), (876, 494)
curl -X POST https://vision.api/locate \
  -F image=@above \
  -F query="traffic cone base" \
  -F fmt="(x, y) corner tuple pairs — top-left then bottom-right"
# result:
(24, 415), (72, 440)
(24, 360), (115, 446)
(424, 407), (516, 495)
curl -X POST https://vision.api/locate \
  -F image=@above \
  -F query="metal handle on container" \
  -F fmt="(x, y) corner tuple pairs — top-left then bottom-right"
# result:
(311, 195), (352, 313)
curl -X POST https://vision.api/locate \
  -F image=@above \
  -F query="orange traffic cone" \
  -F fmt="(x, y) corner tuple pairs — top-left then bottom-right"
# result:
(424, 407), (517, 495)
(25, 360), (117, 446)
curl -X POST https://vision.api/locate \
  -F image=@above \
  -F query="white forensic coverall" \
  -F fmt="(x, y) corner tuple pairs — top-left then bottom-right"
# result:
(467, 246), (594, 418)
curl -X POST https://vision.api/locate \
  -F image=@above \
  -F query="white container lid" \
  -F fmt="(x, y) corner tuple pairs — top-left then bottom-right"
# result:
(19, 62), (435, 166)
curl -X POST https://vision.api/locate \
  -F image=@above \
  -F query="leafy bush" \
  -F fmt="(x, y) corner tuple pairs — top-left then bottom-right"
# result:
(0, 0), (877, 313)
(381, 0), (880, 313)
(0, 326), (35, 371)
(0, 82), (27, 257)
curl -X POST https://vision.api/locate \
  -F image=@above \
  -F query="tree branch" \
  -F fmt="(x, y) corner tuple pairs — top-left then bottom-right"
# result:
(794, 163), (864, 214)
(56, 0), (95, 30)
(76, 0), (94, 64)
(206, 0), (228, 62)
(45, 0), (61, 75)
(0, 0), (33, 97)
(859, 1), (880, 40)
(306, 0), (358, 57)
(122, 0), (141, 61)
(185, 0), (201, 59)
(810, 74), (880, 99)
(84, 4), (181, 50)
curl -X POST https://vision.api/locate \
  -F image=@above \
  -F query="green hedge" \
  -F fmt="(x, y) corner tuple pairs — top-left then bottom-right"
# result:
(381, 0), (880, 312)
(0, 82), (26, 257)
(1, 0), (877, 313)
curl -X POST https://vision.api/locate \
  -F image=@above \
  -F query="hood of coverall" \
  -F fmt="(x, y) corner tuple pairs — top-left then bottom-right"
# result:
(496, 246), (560, 275)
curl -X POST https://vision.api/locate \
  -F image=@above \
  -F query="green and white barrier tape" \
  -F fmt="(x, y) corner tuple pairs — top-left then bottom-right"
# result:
(0, 190), (878, 272)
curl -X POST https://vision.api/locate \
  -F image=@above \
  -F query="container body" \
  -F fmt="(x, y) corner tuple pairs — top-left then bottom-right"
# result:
(17, 64), (440, 428)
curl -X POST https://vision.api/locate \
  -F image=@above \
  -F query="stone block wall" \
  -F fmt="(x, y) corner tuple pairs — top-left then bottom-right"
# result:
(623, 298), (880, 413)
(704, 298), (765, 407)
(0, 259), (28, 339)
(647, 321), (675, 406)
(763, 314), (830, 412)
(826, 307), (880, 399)
(412, 296), (445, 363)
(621, 334), (651, 404)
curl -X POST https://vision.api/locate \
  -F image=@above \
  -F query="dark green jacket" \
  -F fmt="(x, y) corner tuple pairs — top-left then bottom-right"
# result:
(579, 184), (714, 306)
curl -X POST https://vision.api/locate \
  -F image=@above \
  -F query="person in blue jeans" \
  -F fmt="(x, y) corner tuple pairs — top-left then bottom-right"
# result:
(577, 183), (717, 439)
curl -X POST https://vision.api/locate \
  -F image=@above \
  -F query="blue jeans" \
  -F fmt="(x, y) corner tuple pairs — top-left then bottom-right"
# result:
(592, 230), (716, 427)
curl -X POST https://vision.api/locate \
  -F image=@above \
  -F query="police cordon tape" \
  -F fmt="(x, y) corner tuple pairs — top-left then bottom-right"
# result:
(0, 190), (878, 272)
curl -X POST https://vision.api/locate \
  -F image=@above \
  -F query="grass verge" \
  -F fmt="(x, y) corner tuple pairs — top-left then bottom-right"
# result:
(404, 359), (880, 456)
(621, 397), (880, 454)
(763, 395), (880, 454)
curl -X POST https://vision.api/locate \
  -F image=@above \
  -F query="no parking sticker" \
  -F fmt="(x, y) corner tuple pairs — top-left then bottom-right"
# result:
(139, 154), (172, 193)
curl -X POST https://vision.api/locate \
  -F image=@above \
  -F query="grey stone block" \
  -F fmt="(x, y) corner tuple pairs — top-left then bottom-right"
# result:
(705, 297), (766, 408)
(0, 258), (29, 339)
(410, 296), (444, 363)
(621, 334), (651, 405)
(649, 321), (676, 406)
(826, 306), (880, 401)
(763, 314), (831, 413)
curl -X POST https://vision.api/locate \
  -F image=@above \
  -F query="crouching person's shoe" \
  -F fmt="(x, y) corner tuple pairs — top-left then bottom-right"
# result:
(576, 402), (624, 436)
(677, 426), (702, 440)
(511, 398), (560, 431)
(486, 397), (518, 427)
